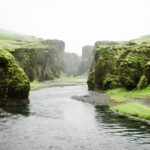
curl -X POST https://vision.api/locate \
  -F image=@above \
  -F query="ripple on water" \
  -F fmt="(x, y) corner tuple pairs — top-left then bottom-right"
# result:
(0, 85), (150, 150)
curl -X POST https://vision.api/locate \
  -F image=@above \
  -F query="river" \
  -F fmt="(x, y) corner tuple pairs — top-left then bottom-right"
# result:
(0, 85), (150, 150)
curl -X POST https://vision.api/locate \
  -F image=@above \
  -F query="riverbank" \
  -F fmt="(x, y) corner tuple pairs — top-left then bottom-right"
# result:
(72, 91), (109, 106)
(31, 77), (86, 90)
(31, 78), (150, 123)
(106, 87), (150, 121)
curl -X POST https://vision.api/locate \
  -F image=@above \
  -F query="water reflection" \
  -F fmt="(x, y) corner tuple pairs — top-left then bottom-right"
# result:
(95, 106), (150, 144)
(0, 105), (30, 116)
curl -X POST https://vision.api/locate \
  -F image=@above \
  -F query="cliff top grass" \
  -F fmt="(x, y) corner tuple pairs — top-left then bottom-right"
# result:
(0, 28), (46, 51)
(133, 34), (150, 43)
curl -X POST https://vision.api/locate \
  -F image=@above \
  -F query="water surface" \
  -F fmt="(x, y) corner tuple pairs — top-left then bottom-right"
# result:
(0, 85), (149, 150)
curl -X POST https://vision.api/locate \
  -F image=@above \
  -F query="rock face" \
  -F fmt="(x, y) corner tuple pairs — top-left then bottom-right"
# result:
(87, 42), (150, 90)
(12, 40), (65, 81)
(62, 46), (94, 77)
(63, 52), (81, 76)
(78, 45), (94, 75)
(0, 29), (66, 82)
(0, 49), (30, 105)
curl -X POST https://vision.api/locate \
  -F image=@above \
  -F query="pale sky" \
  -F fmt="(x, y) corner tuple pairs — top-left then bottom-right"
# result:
(0, 0), (150, 55)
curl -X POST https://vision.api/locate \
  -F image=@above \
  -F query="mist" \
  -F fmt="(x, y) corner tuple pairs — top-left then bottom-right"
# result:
(0, 0), (150, 55)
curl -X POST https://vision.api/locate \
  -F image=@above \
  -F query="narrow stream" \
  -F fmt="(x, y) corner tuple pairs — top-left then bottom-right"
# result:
(0, 85), (149, 150)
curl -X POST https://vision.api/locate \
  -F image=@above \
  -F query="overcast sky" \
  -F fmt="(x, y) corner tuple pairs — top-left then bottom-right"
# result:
(0, 0), (150, 55)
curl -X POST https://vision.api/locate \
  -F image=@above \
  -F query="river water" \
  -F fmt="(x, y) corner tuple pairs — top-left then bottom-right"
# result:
(0, 85), (150, 150)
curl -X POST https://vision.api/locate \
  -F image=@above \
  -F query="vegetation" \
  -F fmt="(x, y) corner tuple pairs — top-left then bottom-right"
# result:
(0, 29), (65, 82)
(0, 49), (30, 105)
(107, 86), (150, 102)
(111, 103), (150, 120)
(31, 76), (86, 90)
(133, 34), (150, 43)
(0, 29), (45, 51)
(87, 40), (150, 120)
(87, 42), (150, 90)
(106, 77), (150, 121)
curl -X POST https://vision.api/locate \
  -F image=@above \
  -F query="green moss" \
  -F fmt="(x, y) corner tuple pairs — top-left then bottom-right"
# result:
(87, 71), (95, 90)
(0, 49), (30, 101)
(103, 74), (120, 90)
(111, 103), (150, 120)
(137, 75), (149, 89)
(144, 61), (150, 81)
(106, 85), (150, 103)
(106, 88), (130, 103)
(88, 42), (150, 91)
(0, 29), (65, 82)
(118, 50), (148, 90)
(92, 46), (119, 90)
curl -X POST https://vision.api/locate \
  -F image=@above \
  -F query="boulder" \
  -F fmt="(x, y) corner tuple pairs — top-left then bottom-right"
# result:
(0, 49), (30, 105)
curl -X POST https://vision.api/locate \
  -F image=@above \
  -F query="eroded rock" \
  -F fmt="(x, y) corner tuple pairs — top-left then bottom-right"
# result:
(0, 49), (30, 105)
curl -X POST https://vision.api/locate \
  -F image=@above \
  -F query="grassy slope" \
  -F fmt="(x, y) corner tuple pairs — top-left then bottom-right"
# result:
(107, 86), (150, 102)
(133, 34), (150, 43)
(106, 86), (150, 120)
(0, 28), (46, 51)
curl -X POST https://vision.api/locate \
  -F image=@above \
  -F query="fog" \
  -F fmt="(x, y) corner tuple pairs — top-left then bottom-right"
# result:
(0, 0), (150, 55)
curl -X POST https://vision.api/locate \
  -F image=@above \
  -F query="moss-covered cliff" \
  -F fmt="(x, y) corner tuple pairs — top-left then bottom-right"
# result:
(78, 46), (94, 75)
(87, 41), (150, 91)
(0, 29), (65, 82)
(0, 49), (30, 105)
(12, 40), (65, 82)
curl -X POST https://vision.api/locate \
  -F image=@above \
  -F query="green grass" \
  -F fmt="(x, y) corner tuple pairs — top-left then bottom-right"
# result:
(111, 103), (150, 120)
(107, 86), (150, 120)
(0, 28), (40, 42)
(56, 72), (87, 82)
(31, 78), (86, 90)
(106, 88), (134, 103)
(0, 28), (46, 51)
(134, 34), (150, 43)
(106, 85), (150, 103)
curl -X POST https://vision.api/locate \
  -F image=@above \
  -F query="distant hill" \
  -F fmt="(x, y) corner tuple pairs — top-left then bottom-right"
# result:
(133, 35), (150, 43)
(0, 28), (45, 51)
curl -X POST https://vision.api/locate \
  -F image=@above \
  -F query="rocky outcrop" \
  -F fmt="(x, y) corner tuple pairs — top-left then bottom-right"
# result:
(63, 46), (94, 77)
(0, 49), (30, 105)
(87, 42), (150, 90)
(78, 45), (94, 75)
(62, 45), (94, 77)
(12, 40), (65, 81)
(63, 52), (81, 76)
